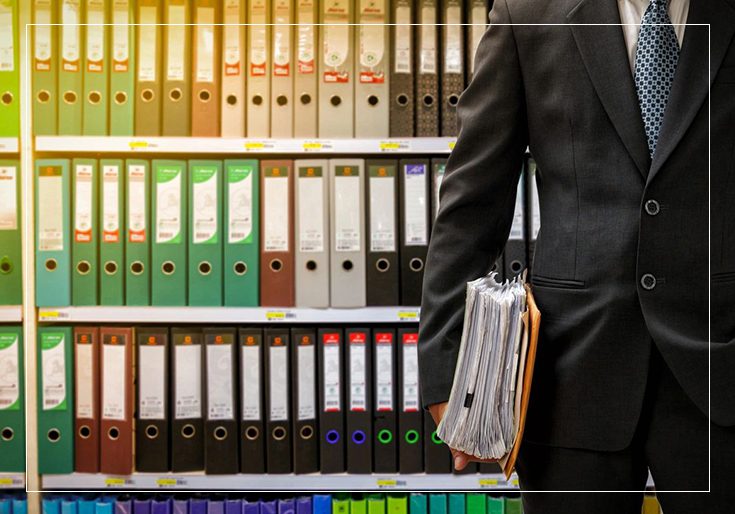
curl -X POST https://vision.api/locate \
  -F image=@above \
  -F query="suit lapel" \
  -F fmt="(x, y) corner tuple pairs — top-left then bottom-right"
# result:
(567, 0), (651, 180)
(648, 0), (735, 183)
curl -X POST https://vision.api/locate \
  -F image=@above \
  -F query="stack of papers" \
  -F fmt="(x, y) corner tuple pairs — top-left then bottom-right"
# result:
(437, 272), (538, 473)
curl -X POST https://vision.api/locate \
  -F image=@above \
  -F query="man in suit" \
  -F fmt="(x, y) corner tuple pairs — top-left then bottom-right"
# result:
(418, 0), (735, 512)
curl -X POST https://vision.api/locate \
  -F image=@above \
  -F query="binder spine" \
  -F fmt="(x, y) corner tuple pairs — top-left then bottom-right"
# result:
(264, 328), (292, 473)
(291, 328), (319, 474)
(239, 328), (266, 473)
(318, 327), (345, 473)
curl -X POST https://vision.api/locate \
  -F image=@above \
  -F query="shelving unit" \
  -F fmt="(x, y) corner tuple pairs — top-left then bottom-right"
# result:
(0, 138), (19, 153)
(0, 306), (22, 323)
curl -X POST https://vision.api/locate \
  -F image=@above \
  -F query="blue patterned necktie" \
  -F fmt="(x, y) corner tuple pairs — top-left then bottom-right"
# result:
(634, 0), (680, 157)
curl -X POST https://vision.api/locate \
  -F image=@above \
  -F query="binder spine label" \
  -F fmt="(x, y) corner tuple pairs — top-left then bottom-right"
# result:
(138, 7), (157, 81)
(393, 3), (411, 73)
(349, 333), (367, 412)
(0, 167), (18, 230)
(207, 343), (235, 420)
(34, 2), (52, 71)
(403, 164), (428, 246)
(444, 3), (462, 74)
(297, 167), (325, 253)
(334, 166), (361, 252)
(38, 166), (64, 251)
(419, 5), (437, 74)
(322, 333), (341, 412)
(241, 342), (261, 420)
(223, 1), (242, 76)
(249, 0), (268, 76)
(195, 7), (215, 82)
(273, 0), (291, 76)
(61, 0), (81, 71)
(0, 333), (19, 410)
(358, 0), (386, 83)
(0, 4), (14, 72)
(369, 167), (396, 252)
(322, 0), (350, 83)
(375, 333), (393, 411)
(166, 5), (186, 81)
(175, 344), (203, 419)
(155, 167), (182, 244)
(192, 166), (219, 244)
(297, 339), (316, 420)
(86, 0), (105, 72)
(227, 166), (253, 244)
(127, 165), (147, 243)
(263, 170), (289, 252)
(75, 337), (94, 417)
(138, 344), (166, 420)
(74, 165), (93, 242)
(296, 0), (315, 74)
(269, 344), (288, 421)
(102, 165), (121, 243)
(102, 340), (127, 420)
(112, 1), (130, 72)
(401, 333), (419, 412)
(41, 332), (67, 411)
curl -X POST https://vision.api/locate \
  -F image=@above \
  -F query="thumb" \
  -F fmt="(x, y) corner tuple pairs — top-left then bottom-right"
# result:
(451, 450), (469, 471)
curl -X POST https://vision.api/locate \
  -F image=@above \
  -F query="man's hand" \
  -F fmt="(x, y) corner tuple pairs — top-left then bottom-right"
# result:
(428, 401), (500, 471)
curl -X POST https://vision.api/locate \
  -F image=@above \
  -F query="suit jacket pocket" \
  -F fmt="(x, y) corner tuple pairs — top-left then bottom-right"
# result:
(531, 274), (586, 290)
(711, 271), (735, 283)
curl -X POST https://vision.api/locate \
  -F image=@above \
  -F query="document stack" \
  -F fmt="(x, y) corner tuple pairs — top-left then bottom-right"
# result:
(437, 273), (540, 478)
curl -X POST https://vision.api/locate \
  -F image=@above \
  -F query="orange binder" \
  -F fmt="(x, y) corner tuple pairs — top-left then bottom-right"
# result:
(74, 326), (100, 473)
(191, 0), (221, 137)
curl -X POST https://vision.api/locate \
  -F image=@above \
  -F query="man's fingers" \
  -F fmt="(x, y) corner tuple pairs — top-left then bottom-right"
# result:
(450, 448), (501, 469)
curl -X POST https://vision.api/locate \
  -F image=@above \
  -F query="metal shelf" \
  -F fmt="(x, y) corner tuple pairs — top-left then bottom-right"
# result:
(37, 306), (420, 324)
(0, 138), (19, 153)
(41, 473), (518, 491)
(35, 137), (456, 155)
(0, 474), (25, 489)
(0, 306), (22, 322)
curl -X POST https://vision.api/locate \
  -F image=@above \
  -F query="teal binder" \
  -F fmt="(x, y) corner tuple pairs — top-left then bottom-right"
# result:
(99, 159), (125, 305)
(428, 496), (447, 514)
(0, 326), (24, 472)
(447, 495), (465, 514)
(409, 495), (426, 514)
(486, 498), (504, 514)
(124, 159), (151, 305)
(71, 158), (99, 305)
(0, 160), (21, 305)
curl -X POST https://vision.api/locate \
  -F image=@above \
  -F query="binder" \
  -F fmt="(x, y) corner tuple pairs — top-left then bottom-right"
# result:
(367, 496), (385, 514)
(151, 160), (188, 306)
(387, 496), (407, 514)
(260, 160), (295, 307)
(135, 327), (170, 472)
(116, 501), (134, 514)
(125, 159), (151, 306)
(439, 0), (464, 136)
(318, 327), (345, 473)
(329, 159), (366, 307)
(354, 0), (390, 138)
(264, 327), (292, 473)
(162, 0), (191, 137)
(415, 0), (439, 136)
(294, 159), (330, 307)
(35, 159), (71, 307)
(293, 0), (318, 137)
(33, 0), (58, 135)
(77, 499), (95, 514)
(465, 496), (484, 514)
(188, 160), (223, 306)
(446, 495), (464, 514)
(296, 498), (312, 514)
(99, 159), (125, 306)
(99, 326), (134, 475)
(208, 500), (225, 514)
(312, 496), (332, 514)
(424, 413), (451, 473)
(58, 0), (83, 135)
(271, 0), (294, 137)
(0, 1), (19, 137)
(204, 327), (239, 474)
(484, 498), (502, 514)
(221, 0), (247, 137)
(318, 0), (354, 137)
(278, 499), (295, 514)
(389, 0), (414, 137)
(346, 327), (372, 473)
(525, 156), (540, 274)
(109, 0), (135, 135)
(82, 0), (108, 134)
(428, 496), (446, 514)
(12, 500), (27, 514)
(135, 0), (162, 136)
(151, 500), (171, 514)
(192, 0), (221, 137)
(133, 500), (151, 514)
(503, 499), (520, 514)
(225, 500), (243, 514)
(73, 326), (99, 473)
(261, 502), (276, 514)
(37, 326), (74, 474)
(0, 161), (22, 305)
(171, 327), (205, 472)
(504, 174), (526, 280)
(61, 500), (78, 514)
(43, 499), (61, 514)
(409, 495), (425, 514)
(332, 497), (348, 514)
(291, 327), (319, 474)
(71, 158), (98, 306)
(349, 498), (366, 514)
(397, 328), (423, 473)
(431, 157), (446, 221)
(465, 0), (487, 81)
(172, 500), (187, 514)
(373, 329), (398, 473)
(399, 159), (430, 306)
(0, 326), (23, 472)
(239, 327), (266, 473)
(224, 159), (260, 306)
(243, 501), (261, 514)
(365, 159), (400, 306)
(246, 0), (271, 137)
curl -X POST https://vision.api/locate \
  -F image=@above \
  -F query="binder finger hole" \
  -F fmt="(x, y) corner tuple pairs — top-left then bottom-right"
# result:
(1, 92), (13, 106)
(45, 258), (58, 272)
(141, 88), (155, 103)
(300, 93), (312, 105)
(78, 425), (92, 440)
(396, 93), (409, 107)
(88, 91), (102, 105)
(169, 88), (183, 102)
(306, 260), (317, 271)
(431, 431), (443, 445)
(114, 91), (128, 105)
(351, 430), (366, 445)
(252, 94), (263, 106)
(38, 90), (51, 104)
(377, 429), (393, 444)
(1, 427), (14, 442)
(76, 260), (91, 275)
(405, 429), (420, 444)
(182, 424), (196, 439)
(376, 258), (390, 273)
(162, 261), (176, 276)
(108, 427), (120, 440)
(145, 425), (159, 440)
(325, 429), (340, 445)
(269, 259), (283, 272)
(198, 89), (211, 103)
(234, 261), (248, 276)
(226, 94), (238, 106)
(214, 427), (228, 441)
(0, 259), (12, 274)
(299, 425), (314, 440)
(422, 94), (435, 107)
(63, 91), (78, 104)
(198, 261), (212, 276)
(409, 257), (424, 272)
(510, 260), (523, 274)
(130, 261), (145, 276)
(244, 426), (260, 441)
(276, 95), (288, 106)
(104, 261), (119, 276)
(448, 94), (460, 107)
(272, 426), (287, 441)
(47, 428), (61, 443)
(330, 95), (342, 107)
(342, 260), (354, 271)
(367, 95), (379, 107)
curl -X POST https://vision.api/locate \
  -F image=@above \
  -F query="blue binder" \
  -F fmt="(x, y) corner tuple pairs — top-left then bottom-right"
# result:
(42, 498), (61, 514)
(313, 496), (333, 514)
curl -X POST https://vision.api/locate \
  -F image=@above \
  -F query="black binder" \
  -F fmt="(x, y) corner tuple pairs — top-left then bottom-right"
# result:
(264, 327), (292, 473)
(170, 327), (205, 472)
(345, 327), (373, 474)
(399, 159), (431, 306)
(389, 0), (415, 137)
(424, 414), (451, 473)
(291, 327), (319, 474)
(203, 327), (239, 474)
(373, 328), (398, 473)
(397, 327), (423, 473)
(318, 327), (346, 473)
(504, 173), (527, 280)
(239, 327), (266, 474)
(135, 327), (170, 472)
(366, 159), (400, 306)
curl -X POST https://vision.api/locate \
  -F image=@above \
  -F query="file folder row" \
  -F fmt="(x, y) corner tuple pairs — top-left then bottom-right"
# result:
(0, 496), (26, 514)
(0, 326), (24, 473)
(31, 0), (489, 138)
(0, 159), (22, 306)
(40, 495), (526, 514)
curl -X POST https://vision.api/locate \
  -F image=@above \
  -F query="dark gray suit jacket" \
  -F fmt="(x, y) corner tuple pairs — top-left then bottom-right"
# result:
(418, 0), (735, 451)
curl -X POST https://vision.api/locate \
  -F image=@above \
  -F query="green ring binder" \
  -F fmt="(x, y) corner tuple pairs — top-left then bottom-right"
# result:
(378, 429), (393, 444)
(405, 429), (420, 444)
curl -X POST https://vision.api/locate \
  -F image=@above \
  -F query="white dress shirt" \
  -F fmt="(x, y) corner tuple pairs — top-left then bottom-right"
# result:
(617, 0), (690, 72)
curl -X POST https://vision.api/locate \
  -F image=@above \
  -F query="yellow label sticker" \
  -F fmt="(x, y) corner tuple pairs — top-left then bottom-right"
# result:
(511, 478), (520, 486)
(129, 141), (149, 149)
(302, 142), (323, 151)
(245, 142), (265, 150)
(157, 478), (178, 486)
(105, 478), (126, 486)
(0, 478), (13, 486)
(38, 311), (59, 320)
(380, 142), (400, 151)
(479, 478), (499, 486)
(266, 311), (286, 320)
(398, 310), (419, 320)
(376, 479), (397, 487)
(448, 140), (456, 150)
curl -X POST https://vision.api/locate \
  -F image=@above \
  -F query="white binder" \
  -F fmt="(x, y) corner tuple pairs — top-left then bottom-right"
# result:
(246, 0), (271, 137)
(294, 0), (319, 137)
(329, 158), (366, 307)
(294, 159), (330, 307)
(270, 0), (294, 138)
(221, 0), (247, 137)
(354, 0), (390, 137)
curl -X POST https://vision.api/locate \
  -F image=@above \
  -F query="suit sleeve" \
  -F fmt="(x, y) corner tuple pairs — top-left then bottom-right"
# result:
(417, 0), (529, 408)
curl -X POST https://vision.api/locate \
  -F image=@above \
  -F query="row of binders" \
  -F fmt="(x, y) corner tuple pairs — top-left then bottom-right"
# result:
(41, 495), (526, 514)
(0, 497), (26, 514)
(28, 0), (490, 139)
(37, 324), (506, 476)
(0, 326), (24, 473)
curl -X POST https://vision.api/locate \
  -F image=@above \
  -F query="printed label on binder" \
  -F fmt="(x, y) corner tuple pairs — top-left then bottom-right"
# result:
(75, 338), (94, 417)
(297, 340), (316, 420)
(298, 167), (325, 253)
(249, 0), (268, 76)
(156, 167), (182, 244)
(102, 340), (127, 421)
(375, 333), (393, 411)
(0, 334), (19, 410)
(334, 166), (361, 252)
(166, 5), (186, 81)
(269, 343), (289, 421)
(403, 164), (428, 246)
(42, 332), (67, 411)
(402, 333), (419, 412)
(61, 0), (81, 71)
(103, 165), (121, 243)
(138, 345), (166, 420)
(0, 5), (13, 72)
(34, 3), (52, 71)
(207, 344), (234, 420)
(86, 0), (105, 72)
(223, 0), (242, 76)
(297, 0), (315, 73)
(228, 166), (253, 244)
(241, 343), (261, 420)
(38, 166), (64, 251)
(74, 165), (93, 242)
(128, 165), (147, 243)
(349, 332), (367, 412)
(112, 1), (130, 72)
(175, 344), (202, 419)
(138, 7), (157, 81)
(195, 8), (215, 83)
(322, 333), (341, 412)
(192, 166), (219, 245)
(369, 167), (396, 252)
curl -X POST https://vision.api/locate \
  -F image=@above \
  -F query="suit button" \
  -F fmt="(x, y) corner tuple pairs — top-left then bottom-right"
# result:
(641, 273), (657, 290)
(645, 199), (660, 216)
